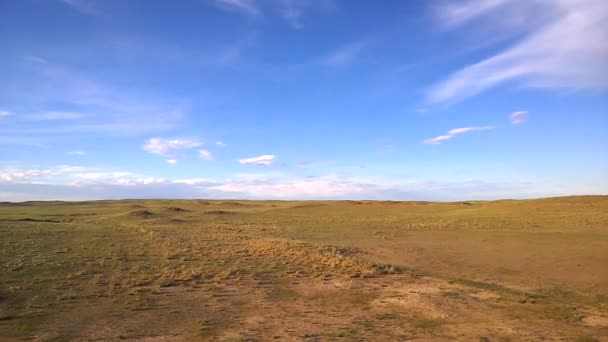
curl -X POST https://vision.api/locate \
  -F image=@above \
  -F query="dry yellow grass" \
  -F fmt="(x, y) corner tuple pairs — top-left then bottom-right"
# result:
(0, 196), (607, 340)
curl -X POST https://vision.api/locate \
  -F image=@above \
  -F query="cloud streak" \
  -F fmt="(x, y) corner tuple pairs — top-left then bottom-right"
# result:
(1, 168), (594, 202)
(238, 154), (276, 166)
(319, 41), (367, 67)
(428, 0), (608, 104)
(27, 111), (85, 120)
(435, 0), (509, 28)
(0, 61), (185, 140)
(62, 0), (100, 15)
(278, 0), (304, 28)
(199, 149), (213, 161)
(509, 111), (528, 124)
(424, 126), (495, 144)
(215, 0), (260, 16)
(143, 138), (202, 157)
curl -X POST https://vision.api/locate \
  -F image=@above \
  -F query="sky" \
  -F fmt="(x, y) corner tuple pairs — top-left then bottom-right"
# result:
(1, 0), (607, 201)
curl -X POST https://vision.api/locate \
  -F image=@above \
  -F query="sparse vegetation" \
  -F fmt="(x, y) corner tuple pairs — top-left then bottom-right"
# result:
(0, 196), (607, 340)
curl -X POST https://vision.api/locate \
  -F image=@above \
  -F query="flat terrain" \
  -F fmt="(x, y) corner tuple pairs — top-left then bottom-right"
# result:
(1, 196), (607, 341)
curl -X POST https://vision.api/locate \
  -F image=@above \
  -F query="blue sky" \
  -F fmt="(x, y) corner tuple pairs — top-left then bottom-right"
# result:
(1, 0), (607, 201)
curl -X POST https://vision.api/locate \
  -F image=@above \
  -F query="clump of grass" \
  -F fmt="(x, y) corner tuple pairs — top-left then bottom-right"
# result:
(376, 313), (398, 320)
(574, 336), (598, 342)
(0, 308), (15, 321)
(537, 284), (578, 301)
(409, 316), (443, 332)
(541, 304), (584, 322)
(158, 278), (179, 287)
(127, 294), (151, 311)
(12, 322), (32, 335)
(128, 210), (155, 218)
(266, 286), (297, 301)
(246, 239), (401, 278)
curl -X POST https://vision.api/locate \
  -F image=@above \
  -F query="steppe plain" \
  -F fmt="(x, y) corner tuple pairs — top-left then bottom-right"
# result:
(1, 196), (607, 341)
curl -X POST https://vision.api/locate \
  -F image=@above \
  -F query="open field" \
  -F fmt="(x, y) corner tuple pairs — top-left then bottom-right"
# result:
(1, 196), (607, 341)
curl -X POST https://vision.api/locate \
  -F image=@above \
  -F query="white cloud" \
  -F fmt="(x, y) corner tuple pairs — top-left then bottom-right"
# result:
(172, 178), (215, 185)
(278, 0), (304, 28)
(56, 165), (88, 172)
(68, 150), (86, 156)
(423, 134), (453, 145)
(27, 111), (84, 120)
(0, 169), (55, 183)
(143, 138), (202, 157)
(208, 175), (373, 198)
(0, 165), (89, 183)
(428, 0), (608, 104)
(509, 111), (528, 124)
(2, 167), (604, 201)
(62, 0), (101, 15)
(4, 169), (166, 187)
(424, 125), (495, 144)
(276, 0), (338, 29)
(70, 171), (137, 183)
(0, 110), (11, 117)
(215, 141), (226, 147)
(215, 0), (260, 16)
(24, 55), (49, 65)
(113, 177), (167, 186)
(319, 41), (367, 67)
(0, 136), (46, 147)
(0, 62), (185, 138)
(166, 159), (177, 164)
(436, 0), (509, 28)
(199, 149), (213, 161)
(141, 177), (167, 185)
(238, 154), (276, 166)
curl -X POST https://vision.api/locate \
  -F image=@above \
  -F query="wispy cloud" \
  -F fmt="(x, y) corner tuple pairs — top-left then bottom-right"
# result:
(143, 138), (202, 157)
(0, 110), (11, 117)
(428, 0), (608, 104)
(424, 126), (495, 144)
(27, 111), (84, 120)
(1, 165), (600, 201)
(435, 0), (509, 28)
(208, 175), (373, 198)
(509, 111), (528, 124)
(24, 56), (48, 65)
(199, 149), (213, 161)
(215, 0), (260, 16)
(215, 141), (226, 147)
(166, 159), (177, 164)
(0, 62), (185, 138)
(212, 32), (259, 66)
(70, 172), (155, 185)
(172, 178), (215, 185)
(62, 0), (102, 16)
(0, 165), (91, 183)
(238, 154), (276, 166)
(68, 150), (86, 156)
(275, 0), (338, 29)
(278, 0), (304, 28)
(0, 136), (47, 147)
(319, 41), (367, 67)
(0, 169), (55, 182)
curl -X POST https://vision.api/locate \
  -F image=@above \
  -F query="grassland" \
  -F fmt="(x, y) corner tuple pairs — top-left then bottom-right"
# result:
(1, 196), (607, 341)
